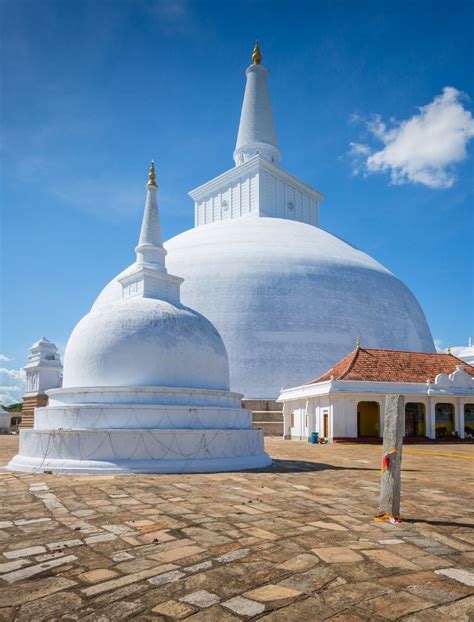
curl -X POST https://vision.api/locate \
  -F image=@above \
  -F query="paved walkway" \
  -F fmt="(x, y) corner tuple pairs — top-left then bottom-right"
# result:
(0, 436), (473, 621)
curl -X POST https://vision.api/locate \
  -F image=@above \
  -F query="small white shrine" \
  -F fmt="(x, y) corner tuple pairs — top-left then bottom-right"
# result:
(8, 163), (270, 474)
(24, 338), (63, 395)
(278, 346), (474, 441)
(20, 338), (63, 429)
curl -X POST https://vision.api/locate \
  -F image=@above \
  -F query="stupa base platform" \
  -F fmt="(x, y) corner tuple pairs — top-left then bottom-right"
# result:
(7, 428), (271, 474)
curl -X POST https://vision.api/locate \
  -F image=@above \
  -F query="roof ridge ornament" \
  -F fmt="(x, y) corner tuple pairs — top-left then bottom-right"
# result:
(252, 40), (262, 65)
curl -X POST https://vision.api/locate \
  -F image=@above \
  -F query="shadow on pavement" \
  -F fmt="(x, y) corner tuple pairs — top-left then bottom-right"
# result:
(261, 459), (379, 473)
(256, 459), (420, 473)
(403, 518), (474, 529)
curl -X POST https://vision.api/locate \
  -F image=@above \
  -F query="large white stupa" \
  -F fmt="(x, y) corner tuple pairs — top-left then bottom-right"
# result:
(93, 43), (435, 400)
(8, 163), (270, 474)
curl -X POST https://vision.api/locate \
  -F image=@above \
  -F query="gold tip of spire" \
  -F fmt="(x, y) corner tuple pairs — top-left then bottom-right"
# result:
(147, 160), (157, 187)
(252, 40), (262, 65)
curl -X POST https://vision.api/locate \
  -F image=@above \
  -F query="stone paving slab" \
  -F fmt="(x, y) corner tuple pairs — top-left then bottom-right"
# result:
(0, 436), (473, 620)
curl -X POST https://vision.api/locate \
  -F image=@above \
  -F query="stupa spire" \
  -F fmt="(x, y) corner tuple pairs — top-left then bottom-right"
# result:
(118, 162), (183, 304)
(233, 42), (281, 166)
(135, 160), (166, 270)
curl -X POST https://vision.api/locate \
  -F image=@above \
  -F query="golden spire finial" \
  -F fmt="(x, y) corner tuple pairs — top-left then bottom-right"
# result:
(356, 337), (361, 349)
(252, 40), (262, 65)
(147, 160), (157, 187)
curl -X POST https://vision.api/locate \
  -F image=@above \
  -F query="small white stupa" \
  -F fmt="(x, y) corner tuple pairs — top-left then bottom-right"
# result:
(8, 163), (271, 474)
(20, 337), (63, 429)
(24, 338), (63, 395)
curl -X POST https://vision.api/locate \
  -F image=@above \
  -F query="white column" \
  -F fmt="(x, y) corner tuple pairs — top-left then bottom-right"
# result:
(308, 400), (316, 436)
(304, 400), (309, 439)
(458, 398), (465, 438)
(282, 402), (291, 439)
(428, 399), (436, 439)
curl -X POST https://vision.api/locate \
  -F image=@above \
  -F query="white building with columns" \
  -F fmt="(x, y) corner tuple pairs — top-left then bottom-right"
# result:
(279, 347), (474, 441)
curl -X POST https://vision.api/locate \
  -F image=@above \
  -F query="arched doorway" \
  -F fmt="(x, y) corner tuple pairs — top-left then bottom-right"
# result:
(435, 403), (455, 438)
(465, 404), (474, 437)
(357, 401), (380, 437)
(405, 402), (426, 437)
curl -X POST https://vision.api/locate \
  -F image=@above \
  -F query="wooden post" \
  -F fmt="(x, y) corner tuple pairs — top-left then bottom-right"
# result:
(379, 394), (404, 517)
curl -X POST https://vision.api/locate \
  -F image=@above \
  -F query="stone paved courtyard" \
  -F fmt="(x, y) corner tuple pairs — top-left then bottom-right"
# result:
(0, 437), (473, 621)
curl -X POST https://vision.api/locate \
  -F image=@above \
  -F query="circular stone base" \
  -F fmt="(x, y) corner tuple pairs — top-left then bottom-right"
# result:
(7, 428), (271, 474)
(7, 453), (271, 474)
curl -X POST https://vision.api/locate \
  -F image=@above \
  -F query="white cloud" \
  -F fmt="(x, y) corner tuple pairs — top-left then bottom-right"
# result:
(0, 368), (25, 380)
(349, 87), (474, 188)
(0, 368), (26, 406)
(147, 0), (198, 36)
(434, 338), (444, 353)
(0, 390), (21, 406)
(0, 354), (11, 362)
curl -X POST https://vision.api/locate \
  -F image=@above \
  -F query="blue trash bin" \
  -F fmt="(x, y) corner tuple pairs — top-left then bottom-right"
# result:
(310, 432), (319, 444)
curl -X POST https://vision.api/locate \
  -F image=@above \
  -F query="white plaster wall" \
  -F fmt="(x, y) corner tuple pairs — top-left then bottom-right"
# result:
(259, 171), (318, 226)
(195, 170), (319, 227)
(25, 367), (62, 395)
(196, 174), (259, 225)
(331, 397), (356, 438)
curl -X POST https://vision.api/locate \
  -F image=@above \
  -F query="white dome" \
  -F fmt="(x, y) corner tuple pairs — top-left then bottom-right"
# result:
(64, 296), (229, 391)
(94, 217), (434, 398)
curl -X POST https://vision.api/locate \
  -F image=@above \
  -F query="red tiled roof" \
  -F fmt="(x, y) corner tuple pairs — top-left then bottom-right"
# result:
(309, 348), (474, 384)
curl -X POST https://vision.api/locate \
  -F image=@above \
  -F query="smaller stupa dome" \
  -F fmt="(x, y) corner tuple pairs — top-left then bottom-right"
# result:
(63, 297), (229, 390)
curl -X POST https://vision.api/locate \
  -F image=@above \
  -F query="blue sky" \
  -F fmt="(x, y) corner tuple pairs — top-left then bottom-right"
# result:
(1, 0), (473, 403)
